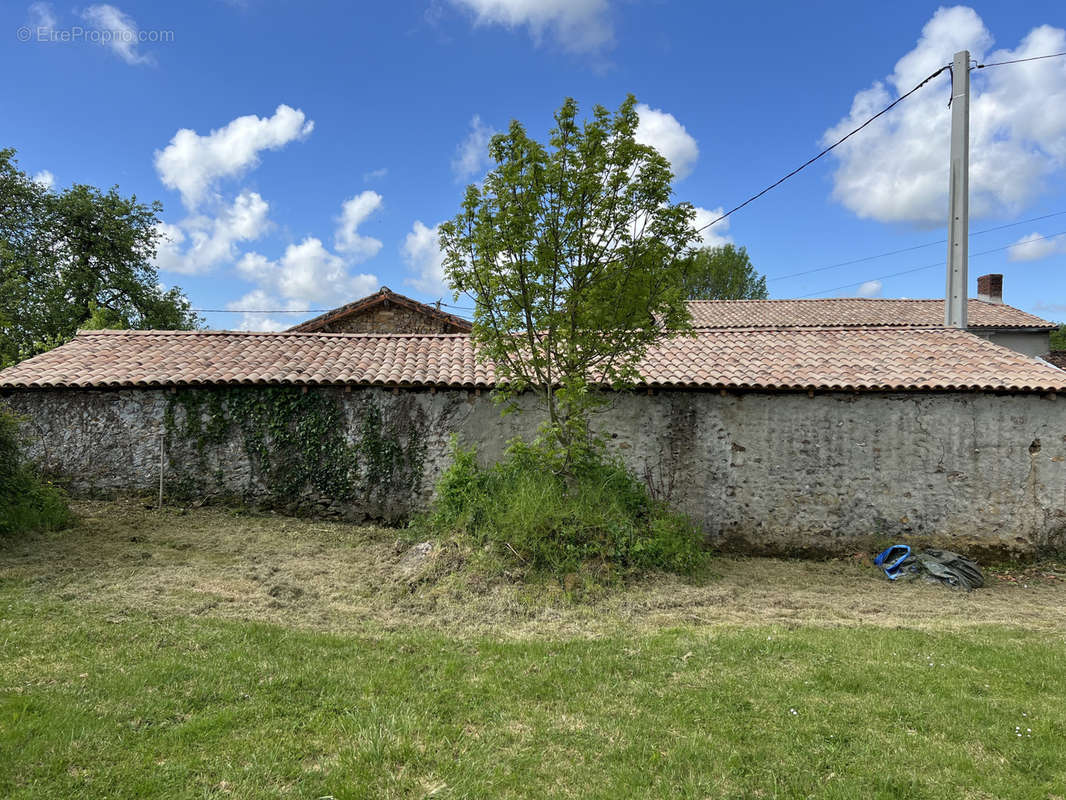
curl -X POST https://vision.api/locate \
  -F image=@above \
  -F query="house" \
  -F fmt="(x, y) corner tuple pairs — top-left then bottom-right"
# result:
(287, 286), (471, 335)
(685, 274), (1056, 358)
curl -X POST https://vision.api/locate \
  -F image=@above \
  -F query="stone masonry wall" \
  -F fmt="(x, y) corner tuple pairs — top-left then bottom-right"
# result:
(6, 386), (1066, 556)
(318, 305), (461, 334)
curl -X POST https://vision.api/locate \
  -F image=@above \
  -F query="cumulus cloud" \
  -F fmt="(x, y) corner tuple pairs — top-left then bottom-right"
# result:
(154, 104), (314, 209)
(635, 103), (699, 180)
(691, 206), (732, 249)
(402, 220), (448, 295)
(81, 5), (152, 65)
(225, 289), (288, 332)
(237, 238), (378, 308)
(447, 0), (613, 54)
(32, 170), (54, 189)
(824, 7), (1066, 225)
(1008, 231), (1066, 262)
(334, 190), (383, 261)
(153, 191), (271, 275)
(856, 280), (884, 298)
(453, 115), (496, 180)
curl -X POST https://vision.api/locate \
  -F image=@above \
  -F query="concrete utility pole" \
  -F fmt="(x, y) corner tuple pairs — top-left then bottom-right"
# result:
(945, 50), (970, 329)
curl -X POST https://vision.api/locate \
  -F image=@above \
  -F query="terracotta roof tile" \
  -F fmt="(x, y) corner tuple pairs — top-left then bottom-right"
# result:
(686, 298), (1055, 330)
(288, 287), (472, 333)
(2, 327), (1065, 393)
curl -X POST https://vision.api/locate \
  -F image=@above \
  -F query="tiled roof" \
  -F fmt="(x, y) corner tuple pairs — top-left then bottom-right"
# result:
(686, 298), (1055, 330)
(3, 327), (1066, 393)
(288, 287), (472, 333)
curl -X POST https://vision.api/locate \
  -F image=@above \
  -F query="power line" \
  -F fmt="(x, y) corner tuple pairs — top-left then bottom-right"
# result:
(199, 52), (1066, 317)
(799, 229), (1066, 298)
(767, 209), (1066, 283)
(976, 51), (1066, 69)
(692, 49), (1066, 237)
(190, 308), (332, 313)
(693, 64), (951, 236)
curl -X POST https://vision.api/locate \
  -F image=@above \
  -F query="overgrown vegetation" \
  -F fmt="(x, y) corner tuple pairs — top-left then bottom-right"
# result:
(417, 438), (706, 578)
(0, 407), (70, 535)
(162, 387), (425, 514)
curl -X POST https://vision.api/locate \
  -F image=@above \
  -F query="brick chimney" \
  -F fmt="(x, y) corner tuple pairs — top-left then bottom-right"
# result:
(977, 274), (1003, 304)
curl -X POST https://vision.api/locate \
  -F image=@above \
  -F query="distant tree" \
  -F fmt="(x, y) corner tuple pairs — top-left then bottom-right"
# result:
(440, 96), (699, 459)
(0, 148), (201, 367)
(681, 243), (768, 300)
(1051, 324), (1066, 351)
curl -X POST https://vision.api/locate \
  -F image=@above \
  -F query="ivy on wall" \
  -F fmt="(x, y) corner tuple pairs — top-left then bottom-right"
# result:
(162, 386), (426, 511)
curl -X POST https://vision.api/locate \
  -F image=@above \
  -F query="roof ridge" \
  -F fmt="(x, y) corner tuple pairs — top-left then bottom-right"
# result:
(76, 329), (475, 339)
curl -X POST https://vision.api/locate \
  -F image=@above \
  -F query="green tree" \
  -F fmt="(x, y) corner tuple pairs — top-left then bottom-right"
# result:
(0, 148), (201, 367)
(681, 243), (768, 300)
(1051, 324), (1066, 351)
(439, 96), (699, 458)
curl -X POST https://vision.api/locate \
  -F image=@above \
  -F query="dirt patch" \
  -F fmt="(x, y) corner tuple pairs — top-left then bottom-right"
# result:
(3, 499), (1066, 639)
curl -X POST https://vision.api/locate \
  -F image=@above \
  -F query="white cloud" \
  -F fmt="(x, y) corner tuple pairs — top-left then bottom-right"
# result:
(402, 220), (448, 295)
(453, 115), (496, 180)
(81, 5), (152, 65)
(825, 7), (1066, 225)
(635, 103), (699, 180)
(448, 0), (613, 54)
(32, 170), (54, 189)
(154, 104), (314, 209)
(334, 190), (383, 261)
(856, 280), (884, 298)
(691, 206), (732, 249)
(1008, 231), (1066, 262)
(363, 167), (388, 182)
(238, 238), (378, 307)
(153, 191), (271, 275)
(225, 289), (288, 332)
(28, 2), (56, 34)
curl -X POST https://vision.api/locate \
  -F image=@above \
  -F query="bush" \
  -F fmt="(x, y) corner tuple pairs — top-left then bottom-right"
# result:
(419, 438), (707, 577)
(0, 407), (71, 535)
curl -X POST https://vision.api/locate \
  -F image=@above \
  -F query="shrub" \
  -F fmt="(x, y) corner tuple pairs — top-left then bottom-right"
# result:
(0, 407), (71, 535)
(420, 438), (707, 577)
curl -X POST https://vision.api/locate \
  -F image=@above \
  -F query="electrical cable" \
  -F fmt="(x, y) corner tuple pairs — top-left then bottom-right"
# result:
(976, 51), (1066, 69)
(768, 210), (1066, 283)
(692, 64), (951, 235)
(799, 229), (1066, 298)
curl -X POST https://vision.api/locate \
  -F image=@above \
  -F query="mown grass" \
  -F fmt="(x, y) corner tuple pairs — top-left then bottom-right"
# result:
(2, 501), (1066, 798)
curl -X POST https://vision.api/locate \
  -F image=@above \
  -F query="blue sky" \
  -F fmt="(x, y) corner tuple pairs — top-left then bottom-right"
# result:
(4, 0), (1066, 330)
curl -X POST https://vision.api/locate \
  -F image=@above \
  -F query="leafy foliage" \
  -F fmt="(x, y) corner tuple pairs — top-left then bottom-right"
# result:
(439, 96), (699, 457)
(1050, 324), (1066, 351)
(0, 147), (201, 368)
(163, 387), (425, 511)
(681, 243), (768, 300)
(420, 438), (707, 577)
(0, 406), (71, 535)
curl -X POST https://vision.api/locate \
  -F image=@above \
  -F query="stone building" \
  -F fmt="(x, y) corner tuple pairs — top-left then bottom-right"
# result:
(4, 321), (1066, 556)
(686, 274), (1056, 358)
(287, 287), (471, 335)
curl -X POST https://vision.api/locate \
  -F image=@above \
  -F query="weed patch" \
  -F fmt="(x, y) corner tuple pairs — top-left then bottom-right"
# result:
(414, 439), (707, 581)
(0, 406), (71, 536)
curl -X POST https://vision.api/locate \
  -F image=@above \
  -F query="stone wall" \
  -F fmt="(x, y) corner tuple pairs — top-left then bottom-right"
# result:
(318, 305), (462, 334)
(6, 386), (1066, 556)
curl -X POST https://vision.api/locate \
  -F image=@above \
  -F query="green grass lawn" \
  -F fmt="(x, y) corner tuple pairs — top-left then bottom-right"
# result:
(2, 501), (1065, 798)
